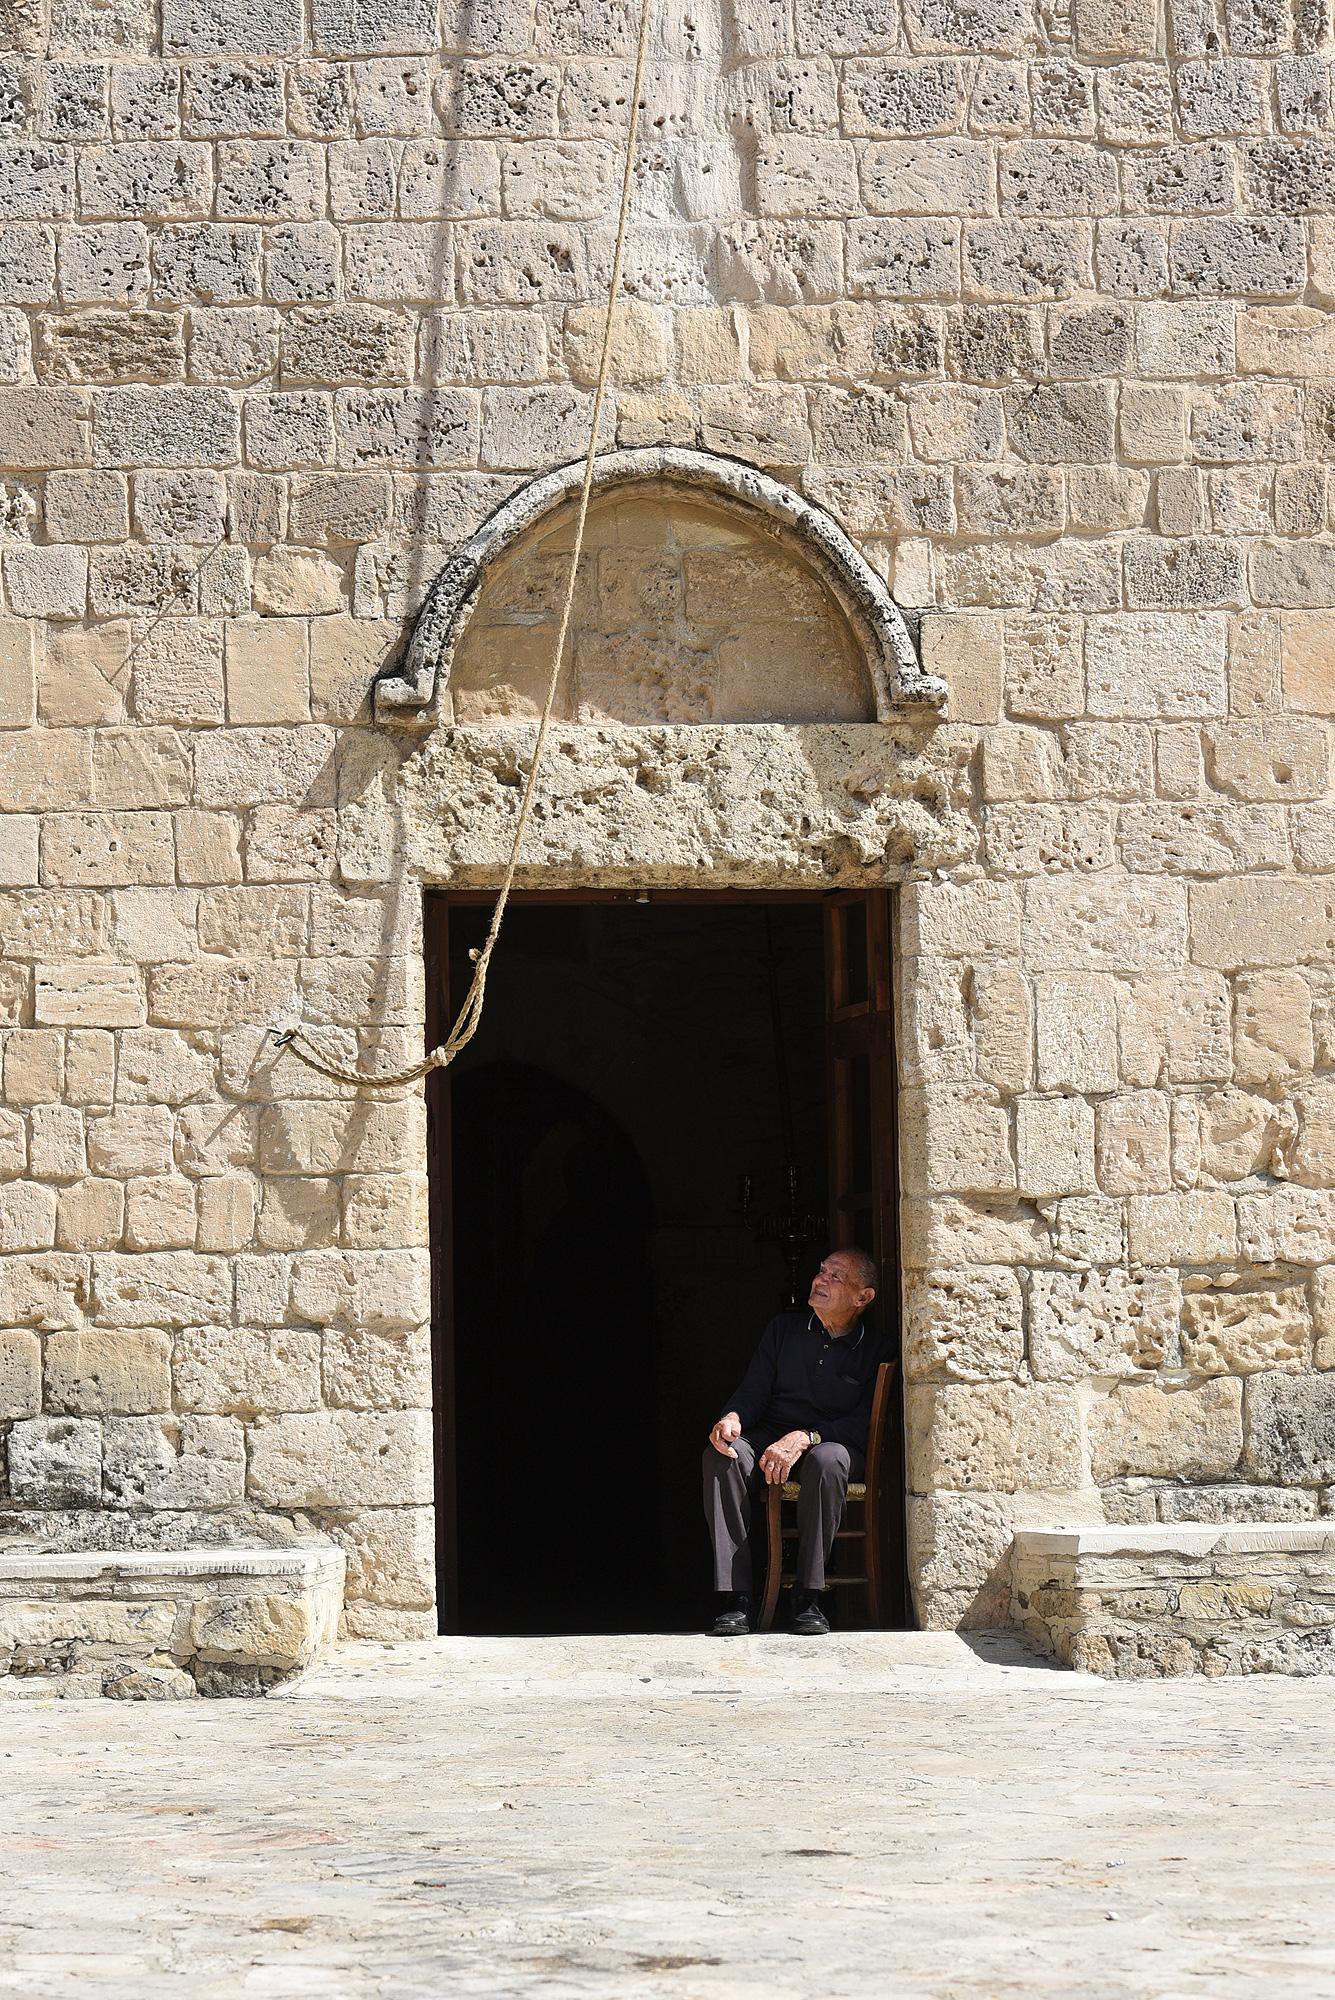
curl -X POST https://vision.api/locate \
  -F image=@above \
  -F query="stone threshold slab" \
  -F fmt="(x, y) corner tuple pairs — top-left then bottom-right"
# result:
(0, 1544), (345, 1700)
(0, 1547), (345, 1584)
(1016, 1525), (1335, 1559)
(280, 1628), (1079, 1702)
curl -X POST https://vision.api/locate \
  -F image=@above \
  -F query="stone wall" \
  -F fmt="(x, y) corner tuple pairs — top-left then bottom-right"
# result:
(1012, 1525), (1335, 1674)
(0, 0), (1331, 1641)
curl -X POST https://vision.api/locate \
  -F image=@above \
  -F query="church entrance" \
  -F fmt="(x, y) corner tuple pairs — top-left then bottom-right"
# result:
(424, 891), (905, 1636)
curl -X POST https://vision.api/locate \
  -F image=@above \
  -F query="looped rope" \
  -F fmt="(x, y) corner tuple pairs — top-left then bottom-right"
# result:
(271, 0), (655, 1094)
(268, 1027), (448, 1090)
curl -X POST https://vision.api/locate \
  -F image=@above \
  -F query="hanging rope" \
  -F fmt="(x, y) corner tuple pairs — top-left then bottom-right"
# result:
(272, 0), (655, 1093)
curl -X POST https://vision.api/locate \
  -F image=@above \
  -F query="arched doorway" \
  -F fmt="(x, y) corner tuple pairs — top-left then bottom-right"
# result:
(451, 1059), (657, 1635)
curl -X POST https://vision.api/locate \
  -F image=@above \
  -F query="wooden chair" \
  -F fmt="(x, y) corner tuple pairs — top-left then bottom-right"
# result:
(756, 1360), (894, 1633)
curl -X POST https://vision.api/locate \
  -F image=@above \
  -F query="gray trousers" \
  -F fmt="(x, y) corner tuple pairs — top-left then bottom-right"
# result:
(702, 1435), (864, 1594)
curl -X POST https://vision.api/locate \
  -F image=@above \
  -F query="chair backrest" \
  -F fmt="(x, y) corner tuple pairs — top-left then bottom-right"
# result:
(863, 1360), (894, 1509)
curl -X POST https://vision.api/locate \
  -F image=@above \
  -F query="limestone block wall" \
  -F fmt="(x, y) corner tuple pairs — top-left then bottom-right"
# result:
(0, 0), (1330, 1637)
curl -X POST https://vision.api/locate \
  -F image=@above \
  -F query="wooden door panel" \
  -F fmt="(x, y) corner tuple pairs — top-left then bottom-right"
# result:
(424, 892), (458, 1633)
(824, 887), (908, 1627)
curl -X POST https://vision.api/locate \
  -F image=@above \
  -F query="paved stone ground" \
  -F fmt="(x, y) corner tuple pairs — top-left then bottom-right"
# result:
(3, 1632), (1335, 1999)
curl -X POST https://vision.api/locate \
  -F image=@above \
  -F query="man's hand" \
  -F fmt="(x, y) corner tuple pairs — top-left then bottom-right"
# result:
(709, 1413), (742, 1458)
(759, 1431), (810, 1486)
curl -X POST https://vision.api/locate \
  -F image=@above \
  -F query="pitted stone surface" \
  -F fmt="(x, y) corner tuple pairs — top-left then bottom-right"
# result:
(0, 1636), (1333, 1997)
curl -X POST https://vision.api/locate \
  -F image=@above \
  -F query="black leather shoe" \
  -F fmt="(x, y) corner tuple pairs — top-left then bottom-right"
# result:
(791, 1592), (830, 1636)
(711, 1596), (751, 1636)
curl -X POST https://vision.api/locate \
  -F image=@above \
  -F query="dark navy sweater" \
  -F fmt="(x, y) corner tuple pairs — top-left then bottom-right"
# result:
(721, 1308), (891, 1454)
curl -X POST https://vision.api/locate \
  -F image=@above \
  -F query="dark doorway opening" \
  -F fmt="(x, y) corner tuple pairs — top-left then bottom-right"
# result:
(425, 892), (904, 1637)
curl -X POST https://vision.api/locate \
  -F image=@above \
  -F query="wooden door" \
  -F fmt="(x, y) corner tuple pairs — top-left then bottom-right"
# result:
(824, 889), (908, 1626)
(424, 892), (458, 1631)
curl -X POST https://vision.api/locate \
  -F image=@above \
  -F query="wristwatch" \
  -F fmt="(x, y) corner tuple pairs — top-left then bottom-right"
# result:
(807, 1430), (821, 1447)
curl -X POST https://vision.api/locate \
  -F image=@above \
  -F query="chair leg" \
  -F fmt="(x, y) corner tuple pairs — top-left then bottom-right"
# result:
(757, 1484), (782, 1633)
(864, 1494), (882, 1627)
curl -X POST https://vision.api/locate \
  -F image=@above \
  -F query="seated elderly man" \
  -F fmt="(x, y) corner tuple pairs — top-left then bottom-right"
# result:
(703, 1247), (889, 1637)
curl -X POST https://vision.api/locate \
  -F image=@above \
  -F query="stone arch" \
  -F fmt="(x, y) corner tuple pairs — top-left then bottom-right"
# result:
(374, 447), (946, 726)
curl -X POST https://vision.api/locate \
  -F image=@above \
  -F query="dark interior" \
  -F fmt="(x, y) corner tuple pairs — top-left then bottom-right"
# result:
(442, 899), (829, 1636)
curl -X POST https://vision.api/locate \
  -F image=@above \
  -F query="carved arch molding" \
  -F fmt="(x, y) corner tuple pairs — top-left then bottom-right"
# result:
(376, 448), (946, 723)
(359, 448), (968, 889)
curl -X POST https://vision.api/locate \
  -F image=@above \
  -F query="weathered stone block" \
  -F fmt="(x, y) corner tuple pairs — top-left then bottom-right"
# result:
(7, 1413), (101, 1503)
(1090, 1378), (1243, 1481)
(194, 1175), (254, 1253)
(965, 220), (1092, 301)
(1170, 216), (1306, 298)
(918, 611), (1004, 726)
(56, 1177), (123, 1251)
(903, 1266), (1024, 1381)
(175, 1102), (256, 1179)
(1023, 877), (1187, 973)
(0, 1323), (39, 1416)
(1252, 540), (1335, 611)
(163, 0), (301, 56)
(1244, 1373), (1335, 1484)
(102, 1413), (245, 1507)
(908, 1380), (1082, 1492)
(1031, 1266), (1178, 1381)
(1096, 1091), (1172, 1193)
(340, 1173), (429, 1252)
(1291, 1081), (1335, 1190)
(94, 386), (238, 469)
(303, 624), (383, 728)
(1015, 1093), (1096, 1199)
(255, 1176), (340, 1250)
(173, 1324), (318, 1416)
(1233, 969), (1314, 1084)
(322, 1321), (430, 1409)
(1124, 536), (1246, 612)
(899, 1083), (1015, 1196)
(246, 1408), (432, 1507)
(1190, 879), (1335, 971)
(289, 1247), (430, 1331)
(1127, 1191), (1237, 1264)
(86, 1104), (174, 1177)
(0, 385), (89, 466)
(860, 138), (991, 217)
(45, 1325), (171, 1414)
(258, 1099), (425, 1178)
(1084, 612), (1227, 722)
(35, 961), (144, 1029)
(330, 1505), (433, 1608)
(0, 1179), (55, 1251)
(999, 140), (1117, 219)
(907, 1488), (1014, 1629)
(1282, 612), (1335, 718)
(91, 1250), (232, 1328)
(124, 1172), (197, 1251)
(1183, 1283), (1310, 1377)
(41, 810), (174, 889)
(1035, 970), (1118, 1093)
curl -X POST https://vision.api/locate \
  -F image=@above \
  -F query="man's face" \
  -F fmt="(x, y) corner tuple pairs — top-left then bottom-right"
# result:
(809, 1253), (872, 1324)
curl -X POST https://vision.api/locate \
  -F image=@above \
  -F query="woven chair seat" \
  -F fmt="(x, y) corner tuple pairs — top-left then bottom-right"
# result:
(779, 1481), (866, 1501)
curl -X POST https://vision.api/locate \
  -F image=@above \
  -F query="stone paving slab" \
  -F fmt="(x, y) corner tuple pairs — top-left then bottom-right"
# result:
(277, 1628), (1077, 1702)
(2, 1632), (1335, 2000)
